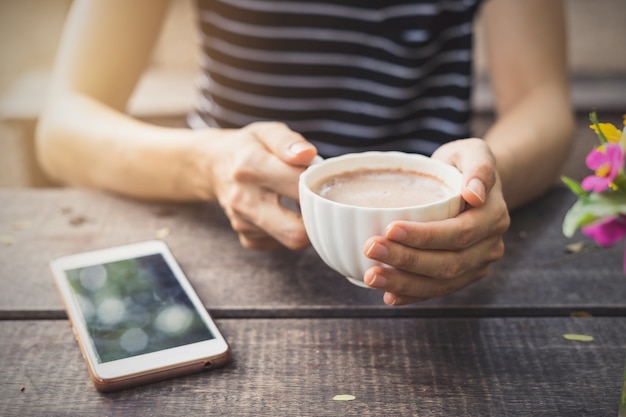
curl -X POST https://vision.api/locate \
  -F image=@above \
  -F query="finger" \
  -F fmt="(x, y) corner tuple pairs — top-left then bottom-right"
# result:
(246, 121), (318, 166)
(238, 234), (283, 251)
(384, 214), (485, 251)
(383, 293), (428, 306)
(364, 265), (488, 305)
(229, 212), (295, 250)
(384, 195), (509, 251)
(253, 208), (310, 250)
(363, 234), (504, 279)
(432, 138), (496, 207)
(228, 214), (268, 238)
(231, 188), (310, 250)
(464, 178), (487, 208)
(230, 129), (319, 199)
(229, 149), (306, 200)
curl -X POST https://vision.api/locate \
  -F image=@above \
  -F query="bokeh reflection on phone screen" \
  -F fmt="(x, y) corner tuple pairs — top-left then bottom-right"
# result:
(66, 254), (215, 363)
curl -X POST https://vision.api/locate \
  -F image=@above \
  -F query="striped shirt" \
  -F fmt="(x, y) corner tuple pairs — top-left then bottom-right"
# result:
(189, 0), (484, 157)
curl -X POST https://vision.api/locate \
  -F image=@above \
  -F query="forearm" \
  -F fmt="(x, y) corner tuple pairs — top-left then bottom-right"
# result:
(478, 0), (574, 209)
(36, 93), (217, 202)
(484, 83), (574, 210)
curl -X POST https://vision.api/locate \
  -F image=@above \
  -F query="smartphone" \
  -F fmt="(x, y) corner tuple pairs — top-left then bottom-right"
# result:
(50, 240), (231, 392)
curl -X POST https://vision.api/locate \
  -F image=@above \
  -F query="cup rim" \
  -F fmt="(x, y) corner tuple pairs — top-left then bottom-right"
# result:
(299, 151), (463, 211)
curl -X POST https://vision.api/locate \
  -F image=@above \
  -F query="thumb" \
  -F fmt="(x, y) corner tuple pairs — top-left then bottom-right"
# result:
(249, 122), (318, 166)
(463, 177), (488, 207)
(285, 141), (319, 166)
(459, 156), (496, 208)
(432, 138), (496, 207)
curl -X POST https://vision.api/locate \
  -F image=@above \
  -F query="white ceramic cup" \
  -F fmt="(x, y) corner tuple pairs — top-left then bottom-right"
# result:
(299, 151), (464, 287)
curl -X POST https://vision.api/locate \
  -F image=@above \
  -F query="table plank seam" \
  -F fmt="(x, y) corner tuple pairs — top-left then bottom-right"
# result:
(2, 306), (625, 320)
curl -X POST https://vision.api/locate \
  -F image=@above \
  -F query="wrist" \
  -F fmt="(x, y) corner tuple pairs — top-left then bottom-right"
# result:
(176, 128), (222, 201)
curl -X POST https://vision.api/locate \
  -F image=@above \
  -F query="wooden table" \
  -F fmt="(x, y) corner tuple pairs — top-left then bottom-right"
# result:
(0, 187), (624, 416)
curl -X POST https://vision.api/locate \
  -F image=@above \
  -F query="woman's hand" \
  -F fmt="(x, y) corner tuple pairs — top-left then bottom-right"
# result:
(202, 122), (318, 250)
(362, 138), (511, 305)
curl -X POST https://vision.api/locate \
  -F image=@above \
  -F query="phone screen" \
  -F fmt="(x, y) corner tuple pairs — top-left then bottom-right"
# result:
(64, 253), (215, 363)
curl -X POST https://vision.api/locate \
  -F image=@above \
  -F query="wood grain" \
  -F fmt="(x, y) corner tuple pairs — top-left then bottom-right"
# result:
(0, 187), (624, 317)
(1, 318), (623, 417)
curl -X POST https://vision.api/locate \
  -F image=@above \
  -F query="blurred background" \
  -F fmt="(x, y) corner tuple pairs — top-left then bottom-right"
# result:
(0, 0), (625, 188)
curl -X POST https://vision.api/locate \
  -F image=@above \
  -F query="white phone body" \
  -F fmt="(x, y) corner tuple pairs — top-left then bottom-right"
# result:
(50, 240), (231, 392)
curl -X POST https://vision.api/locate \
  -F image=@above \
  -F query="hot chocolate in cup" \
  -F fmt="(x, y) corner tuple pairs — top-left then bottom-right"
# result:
(299, 151), (464, 287)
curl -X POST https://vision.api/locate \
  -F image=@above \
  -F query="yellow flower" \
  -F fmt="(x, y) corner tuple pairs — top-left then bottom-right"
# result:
(591, 115), (626, 150)
(590, 122), (622, 143)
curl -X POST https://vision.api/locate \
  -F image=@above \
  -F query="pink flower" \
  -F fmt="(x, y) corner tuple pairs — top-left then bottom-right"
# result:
(581, 144), (624, 192)
(582, 215), (626, 273)
(581, 215), (626, 247)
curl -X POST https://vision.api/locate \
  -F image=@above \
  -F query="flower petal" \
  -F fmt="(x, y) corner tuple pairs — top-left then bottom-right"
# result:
(585, 148), (607, 170)
(605, 144), (625, 179)
(581, 216), (626, 247)
(583, 144), (624, 190)
(591, 122), (622, 143)
(581, 175), (609, 192)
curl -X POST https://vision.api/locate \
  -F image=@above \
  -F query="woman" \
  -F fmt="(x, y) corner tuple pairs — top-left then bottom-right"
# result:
(36, 0), (574, 305)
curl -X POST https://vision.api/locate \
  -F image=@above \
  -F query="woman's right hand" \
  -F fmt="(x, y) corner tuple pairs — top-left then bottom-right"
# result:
(35, 1), (317, 251)
(197, 121), (318, 251)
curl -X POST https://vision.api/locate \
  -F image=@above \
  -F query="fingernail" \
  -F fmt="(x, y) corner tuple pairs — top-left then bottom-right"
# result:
(467, 178), (486, 204)
(383, 293), (398, 306)
(288, 142), (311, 157)
(365, 241), (388, 260)
(386, 225), (407, 242)
(365, 271), (387, 288)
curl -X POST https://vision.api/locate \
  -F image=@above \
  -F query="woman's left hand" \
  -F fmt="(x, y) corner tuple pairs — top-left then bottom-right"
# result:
(362, 138), (511, 305)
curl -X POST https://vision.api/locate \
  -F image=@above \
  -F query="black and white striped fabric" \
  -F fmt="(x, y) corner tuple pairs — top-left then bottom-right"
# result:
(189, 0), (484, 157)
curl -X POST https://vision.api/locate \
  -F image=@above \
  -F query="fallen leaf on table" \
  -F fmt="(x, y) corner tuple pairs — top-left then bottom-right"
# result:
(563, 333), (594, 342)
(0, 235), (15, 246)
(332, 394), (356, 401)
(155, 227), (170, 239)
(565, 241), (586, 253)
(12, 221), (32, 230)
(69, 215), (87, 226)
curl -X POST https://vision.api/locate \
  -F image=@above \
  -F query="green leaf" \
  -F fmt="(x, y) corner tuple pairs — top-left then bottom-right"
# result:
(563, 333), (594, 342)
(561, 176), (589, 198)
(589, 111), (608, 144)
(562, 206), (595, 237)
(562, 192), (626, 237)
(614, 173), (626, 193)
(333, 395), (356, 401)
